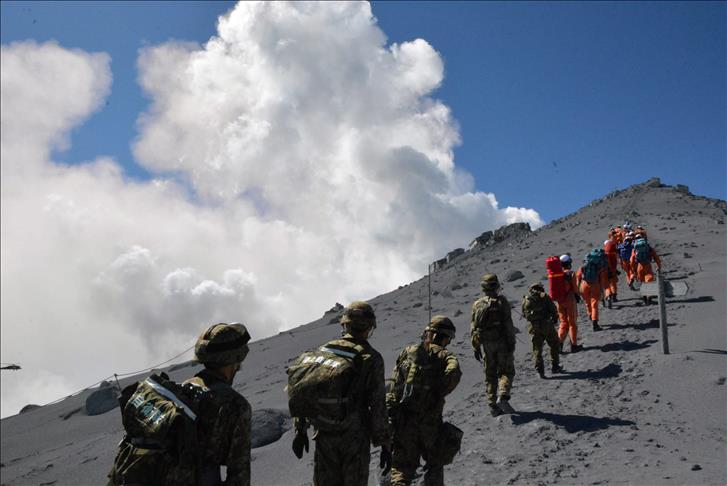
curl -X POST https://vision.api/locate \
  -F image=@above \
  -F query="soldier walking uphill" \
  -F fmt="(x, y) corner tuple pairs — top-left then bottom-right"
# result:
(522, 283), (563, 378)
(287, 301), (391, 486)
(471, 274), (517, 416)
(386, 316), (462, 486)
(108, 323), (253, 486)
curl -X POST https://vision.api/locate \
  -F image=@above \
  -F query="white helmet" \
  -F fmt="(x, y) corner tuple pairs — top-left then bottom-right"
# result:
(559, 254), (572, 265)
(604, 239), (611, 246)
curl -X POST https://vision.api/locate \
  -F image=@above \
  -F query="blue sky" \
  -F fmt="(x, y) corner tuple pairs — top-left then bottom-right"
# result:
(2, 1), (724, 222)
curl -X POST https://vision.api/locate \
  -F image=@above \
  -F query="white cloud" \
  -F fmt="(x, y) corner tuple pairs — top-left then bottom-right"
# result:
(0, 2), (542, 417)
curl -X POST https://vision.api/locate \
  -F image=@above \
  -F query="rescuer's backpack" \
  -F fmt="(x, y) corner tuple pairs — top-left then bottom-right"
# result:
(618, 241), (633, 261)
(546, 256), (566, 303)
(286, 339), (365, 430)
(634, 238), (651, 264)
(108, 373), (223, 486)
(583, 249), (603, 284)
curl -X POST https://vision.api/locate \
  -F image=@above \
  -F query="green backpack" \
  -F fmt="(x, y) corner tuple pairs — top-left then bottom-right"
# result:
(522, 292), (552, 324)
(634, 239), (651, 264)
(286, 339), (365, 430)
(108, 373), (223, 486)
(473, 295), (504, 338)
(388, 344), (440, 414)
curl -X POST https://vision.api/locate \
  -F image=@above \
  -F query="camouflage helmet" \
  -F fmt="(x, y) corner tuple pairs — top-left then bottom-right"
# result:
(480, 273), (500, 291)
(529, 282), (545, 292)
(340, 301), (376, 331)
(425, 315), (456, 339)
(195, 322), (251, 366)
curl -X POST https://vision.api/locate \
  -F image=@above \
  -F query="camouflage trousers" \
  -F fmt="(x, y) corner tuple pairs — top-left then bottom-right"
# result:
(390, 413), (443, 486)
(481, 340), (515, 405)
(528, 321), (560, 372)
(313, 427), (371, 486)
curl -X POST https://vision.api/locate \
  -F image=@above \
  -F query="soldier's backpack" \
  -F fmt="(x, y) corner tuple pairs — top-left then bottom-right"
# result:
(634, 239), (651, 263)
(618, 241), (633, 261)
(583, 249), (603, 284)
(388, 345), (440, 414)
(286, 339), (365, 430)
(522, 292), (553, 324)
(472, 295), (504, 333)
(108, 373), (223, 486)
(434, 422), (464, 465)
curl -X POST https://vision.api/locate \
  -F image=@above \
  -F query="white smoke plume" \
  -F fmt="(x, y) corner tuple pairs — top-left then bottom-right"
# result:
(0, 2), (541, 417)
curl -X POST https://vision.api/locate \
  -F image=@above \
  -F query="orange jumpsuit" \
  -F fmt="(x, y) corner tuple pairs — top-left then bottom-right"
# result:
(557, 270), (579, 345)
(620, 255), (633, 284)
(631, 247), (662, 283)
(603, 240), (619, 298)
(577, 267), (603, 322)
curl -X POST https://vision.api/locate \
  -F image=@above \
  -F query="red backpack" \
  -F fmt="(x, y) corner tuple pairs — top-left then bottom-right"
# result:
(546, 256), (566, 303)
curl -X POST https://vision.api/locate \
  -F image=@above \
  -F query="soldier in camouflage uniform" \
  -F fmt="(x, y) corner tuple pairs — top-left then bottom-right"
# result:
(186, 323), (252, 485)
(107, 322), (252, 486)
(386, 316), (462, 486)
(521, 283), (563, 378)
(470, 274), (517, 416)
(292, 301), (392, 486)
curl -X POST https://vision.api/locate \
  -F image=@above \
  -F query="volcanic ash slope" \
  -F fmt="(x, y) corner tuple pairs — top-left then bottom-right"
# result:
(0, 178), (725, 486)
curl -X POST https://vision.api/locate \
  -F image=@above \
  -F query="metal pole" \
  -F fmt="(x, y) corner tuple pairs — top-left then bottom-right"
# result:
(428, 263), (432, 322)
(657, 269), (670, 354)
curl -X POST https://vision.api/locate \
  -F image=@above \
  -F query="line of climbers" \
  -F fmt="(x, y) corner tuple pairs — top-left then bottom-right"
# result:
(107, 222), (661, 486)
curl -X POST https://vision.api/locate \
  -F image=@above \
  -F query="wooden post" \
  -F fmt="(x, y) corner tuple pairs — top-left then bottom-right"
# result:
(428, 263), (432, 323)
(657, 269), (670, 354)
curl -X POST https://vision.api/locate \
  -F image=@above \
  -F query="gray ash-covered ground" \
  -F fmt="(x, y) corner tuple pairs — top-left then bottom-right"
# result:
(1, 178), (725, 485)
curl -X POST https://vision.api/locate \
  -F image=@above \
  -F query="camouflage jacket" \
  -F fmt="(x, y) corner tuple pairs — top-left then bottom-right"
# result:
(184, 369), (251, 486)
(386, 342), (461, 419)
(471, 293), (516, 346)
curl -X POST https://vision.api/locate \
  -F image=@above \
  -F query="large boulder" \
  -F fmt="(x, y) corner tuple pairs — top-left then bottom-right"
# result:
(251, 408), (292, 448)
(505, 270), (525, 282)
(85, 381), (119, 416)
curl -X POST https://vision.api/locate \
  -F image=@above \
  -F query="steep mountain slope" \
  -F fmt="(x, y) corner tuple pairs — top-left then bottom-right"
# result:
(1, 178), (725, 485)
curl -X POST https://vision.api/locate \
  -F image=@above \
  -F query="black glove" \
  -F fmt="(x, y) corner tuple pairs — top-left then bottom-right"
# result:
(473, 348), (482, 362)
(292, 430), (309, 459)
(379, 445), (392, 475)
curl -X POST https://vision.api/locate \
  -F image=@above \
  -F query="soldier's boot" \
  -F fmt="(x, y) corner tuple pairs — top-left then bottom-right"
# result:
(552, 363), (564, 374)
(489, 404), (504, 417)
(570, 343), (583, 353)
(536, 365), (545, 379)
(558, 341), (564, 354)
(496, 395), (515, 414)
(592, 320), (602, 332)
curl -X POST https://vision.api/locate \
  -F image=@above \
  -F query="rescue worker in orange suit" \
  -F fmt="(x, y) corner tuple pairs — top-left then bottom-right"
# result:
(576, 255), (604, 334)
(556, 254), (581, 353)
(603, 238), (619, 308)
(618, 233), (636, 291)
(631, 237), (662, 305)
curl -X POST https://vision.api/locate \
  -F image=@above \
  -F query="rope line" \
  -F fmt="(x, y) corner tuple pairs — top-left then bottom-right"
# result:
(36, 342), (196, 409)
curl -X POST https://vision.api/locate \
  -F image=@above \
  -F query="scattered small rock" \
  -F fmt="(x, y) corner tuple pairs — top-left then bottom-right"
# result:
(454, 309), (463, 317)
(691, 464), (702, 471)
(715, 377), (725, 386)
(683, 252), (692, 258)
(412, 302), (423, 308)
